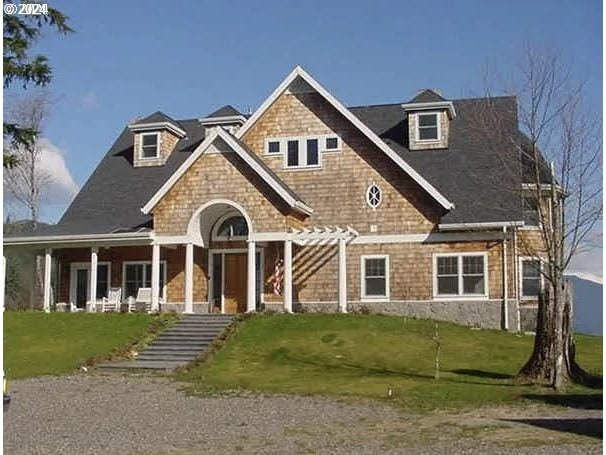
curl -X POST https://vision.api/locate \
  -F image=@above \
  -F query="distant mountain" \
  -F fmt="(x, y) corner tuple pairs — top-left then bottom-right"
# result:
(566, 273), (602, 336)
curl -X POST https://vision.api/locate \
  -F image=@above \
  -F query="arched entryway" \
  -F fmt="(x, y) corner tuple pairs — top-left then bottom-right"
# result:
(186, 200), (260, 314)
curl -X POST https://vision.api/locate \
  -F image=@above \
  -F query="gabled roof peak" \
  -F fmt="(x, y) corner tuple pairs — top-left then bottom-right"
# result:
(128, 110), (186, 138)
(409, 89), (446, 103)
(206, 105), (242, 118)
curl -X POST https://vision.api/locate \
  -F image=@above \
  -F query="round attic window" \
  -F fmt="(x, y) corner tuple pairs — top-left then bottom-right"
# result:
(366, 183), (382, 209)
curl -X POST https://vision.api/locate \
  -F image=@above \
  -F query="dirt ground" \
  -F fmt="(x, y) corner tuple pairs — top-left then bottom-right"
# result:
(4, 374), (602, 454)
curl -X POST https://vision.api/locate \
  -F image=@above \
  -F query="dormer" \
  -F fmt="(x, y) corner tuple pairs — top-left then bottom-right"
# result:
(128, 111), (186, 167)
(401, 89), (456, 150)
(200, 105), (247, 136)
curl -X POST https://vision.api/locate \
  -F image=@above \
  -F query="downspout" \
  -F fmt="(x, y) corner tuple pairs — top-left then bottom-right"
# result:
(502, 226), (509, 330)
(513, 228), (521, 332)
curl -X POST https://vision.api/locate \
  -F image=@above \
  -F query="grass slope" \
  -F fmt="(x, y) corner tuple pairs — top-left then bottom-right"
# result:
(4, 312), (168, 378)
(178, 314), (602, 410)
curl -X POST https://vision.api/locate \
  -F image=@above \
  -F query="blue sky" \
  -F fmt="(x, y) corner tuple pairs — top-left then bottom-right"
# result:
(4, 0), (602, 274)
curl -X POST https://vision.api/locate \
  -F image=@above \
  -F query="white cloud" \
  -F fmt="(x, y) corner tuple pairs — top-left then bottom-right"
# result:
(81, 90), (99, 109)
(37, 138), (79, 204)
(3, 138), (79, 217)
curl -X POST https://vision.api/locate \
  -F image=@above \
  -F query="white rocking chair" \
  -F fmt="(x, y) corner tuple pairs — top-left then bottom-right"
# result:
(128, 287), (152, 313)
(99, 287), (122, 312)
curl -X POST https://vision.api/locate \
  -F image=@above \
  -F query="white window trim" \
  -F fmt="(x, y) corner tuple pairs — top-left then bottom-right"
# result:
(366, 182), (382, 210)
(519, 256), (544, 300)
(139, 132), (161, 160)
(264, 138), (283, 156)
(211, 212), (249, 241)
(322, 134), (342, 153)
(122, 260), (168, 301)
(283, 136), (322, 170)
(361, 254), (390, 302)
(432, 252), (488, 300)
(416, 111), (441, 142)
(69, 261), (111, 305)
(264, 134), (341, 163)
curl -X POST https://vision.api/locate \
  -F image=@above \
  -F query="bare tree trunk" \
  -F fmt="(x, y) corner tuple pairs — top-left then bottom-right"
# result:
(518, 289), (554, 382)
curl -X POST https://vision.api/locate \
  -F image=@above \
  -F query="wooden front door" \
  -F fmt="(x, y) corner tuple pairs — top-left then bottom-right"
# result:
(223, 253), (247, 314)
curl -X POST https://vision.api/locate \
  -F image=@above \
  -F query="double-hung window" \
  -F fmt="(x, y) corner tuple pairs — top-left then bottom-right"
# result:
(140, 133), (160, 159)
(434, 253), (487, 298)
(123, 262), (166, 301)
(521, 259), (541, 298)
(361, 255), (389, 300)
(266, 134), (341, 168)
(417, 113), (440, 141)
(286, 138), (320, 168)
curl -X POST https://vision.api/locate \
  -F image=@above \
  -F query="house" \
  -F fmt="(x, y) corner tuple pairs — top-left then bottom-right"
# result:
(4, 66), (547, 330)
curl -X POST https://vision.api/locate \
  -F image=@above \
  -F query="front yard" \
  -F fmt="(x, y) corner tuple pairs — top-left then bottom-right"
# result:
(3, 311), (177, 378)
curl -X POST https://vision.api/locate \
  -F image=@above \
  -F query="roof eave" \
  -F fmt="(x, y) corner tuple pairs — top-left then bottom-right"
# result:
(128, 121), (187, 138)
(4, 231), (155, 247)
(438, 221), (525, 231)
(401, 101), (457, 119)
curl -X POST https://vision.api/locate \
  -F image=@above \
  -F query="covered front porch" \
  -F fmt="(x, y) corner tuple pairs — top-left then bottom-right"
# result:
(9, 202), (358, 315)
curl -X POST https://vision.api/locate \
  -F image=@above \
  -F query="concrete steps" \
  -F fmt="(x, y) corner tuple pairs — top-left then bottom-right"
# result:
(98, 314), (235, 371)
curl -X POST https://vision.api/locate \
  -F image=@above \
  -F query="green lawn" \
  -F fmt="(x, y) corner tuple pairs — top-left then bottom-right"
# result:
(4, 312), (174, 378)
(177, 314), (602, 410)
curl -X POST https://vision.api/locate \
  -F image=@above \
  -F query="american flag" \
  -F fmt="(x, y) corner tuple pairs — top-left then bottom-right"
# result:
(273, 258), (284, 296)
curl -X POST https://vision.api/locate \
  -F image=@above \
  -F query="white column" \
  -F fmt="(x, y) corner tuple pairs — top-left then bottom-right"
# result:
(338, 238), (347, 313)
(502, 227), (509, 330)
(43, 249), (52, 313)
(284, 239), (293, 313)
(184, 243), (194, 314)
(151, 244), (160, 312)
(1, 256), (6, 313)
(246, 240), (256, 312)
(89, 247), (98, 312)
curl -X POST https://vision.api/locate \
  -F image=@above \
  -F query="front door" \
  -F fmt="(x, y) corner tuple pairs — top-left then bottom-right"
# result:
(223, 253), (247, 314)
(75, 269), (89, 309)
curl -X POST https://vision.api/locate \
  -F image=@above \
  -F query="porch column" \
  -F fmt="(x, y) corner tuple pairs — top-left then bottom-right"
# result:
(43, 249), (52, 313)
(184, 242), (194, 314)
(338, 238), (347, 313)
(246, 240), (256, 312)
(2, 256), (6, 313)
(89, 247), (98, 311)
(283, 239), (293, 313)
(151, 244), (160, 312)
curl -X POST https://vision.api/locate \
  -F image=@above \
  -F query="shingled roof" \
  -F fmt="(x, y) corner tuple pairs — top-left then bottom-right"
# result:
(408, 89), (446, 103)
(206, 105), (242, 118)
(349, 96), (524, 224)
(8, 93), (531, 239)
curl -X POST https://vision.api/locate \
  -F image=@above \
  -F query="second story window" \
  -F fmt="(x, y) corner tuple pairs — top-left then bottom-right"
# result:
(140, 133), (160, 159)
(286, 138), (320, 169)
(417, 113), (440, 141)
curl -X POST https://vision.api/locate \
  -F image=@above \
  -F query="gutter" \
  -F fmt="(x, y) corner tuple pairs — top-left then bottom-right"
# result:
(3, 231), (154, 246)
(438, 221), (524, 231)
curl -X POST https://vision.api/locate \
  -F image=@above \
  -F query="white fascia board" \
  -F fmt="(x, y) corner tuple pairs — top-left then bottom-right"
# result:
(4, 231), (154, 246)
(401, 101), (457, 119)
(141, 129), (313, 216)
(438, 221), (525, 231)
(236, 66), (454, 211)
(199, 115), (247, 125)
(218, 130), (314, 216)
(142, 130), (220, 214)
(128, 121), (187, 138)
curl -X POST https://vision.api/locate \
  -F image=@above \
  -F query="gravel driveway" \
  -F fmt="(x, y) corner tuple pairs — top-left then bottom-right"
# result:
(4, 373), (602, 454)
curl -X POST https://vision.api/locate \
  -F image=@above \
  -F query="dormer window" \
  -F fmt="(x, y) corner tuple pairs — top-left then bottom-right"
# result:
(140, 132), (160, 159)
(417, 113), (440, 141)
